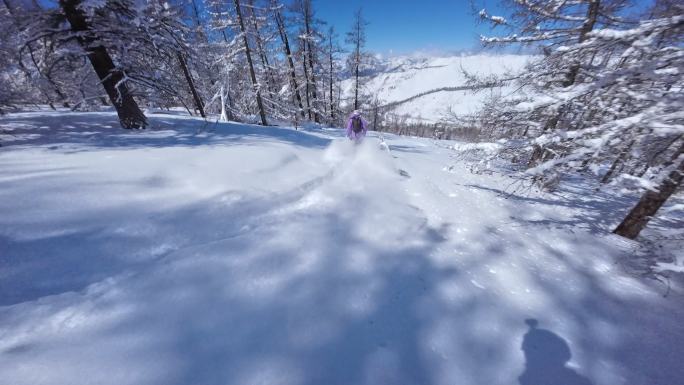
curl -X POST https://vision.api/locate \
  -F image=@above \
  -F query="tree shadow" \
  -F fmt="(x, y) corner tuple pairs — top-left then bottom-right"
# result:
(387, 144), (432, 154)
(0, 112), (331, 150)
(519, 319), (593, 385)
(462, 183), (635, 234)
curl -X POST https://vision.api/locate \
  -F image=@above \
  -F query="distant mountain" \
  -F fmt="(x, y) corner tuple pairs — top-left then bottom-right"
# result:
(341, 53), (532, 123)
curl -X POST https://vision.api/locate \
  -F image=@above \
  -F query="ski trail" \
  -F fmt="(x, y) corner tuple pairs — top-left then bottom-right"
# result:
(3, 116), (682, 385)
(151, 137), (405, 264)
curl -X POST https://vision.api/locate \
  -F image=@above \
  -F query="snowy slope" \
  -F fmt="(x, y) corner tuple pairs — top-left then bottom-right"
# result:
(1, 111), (683, 385)
(341, 54), (531, 122)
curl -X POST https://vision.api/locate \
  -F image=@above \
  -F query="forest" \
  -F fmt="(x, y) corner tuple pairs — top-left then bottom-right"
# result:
(0, 2), (683, 384)
(2, 2), (681, 242)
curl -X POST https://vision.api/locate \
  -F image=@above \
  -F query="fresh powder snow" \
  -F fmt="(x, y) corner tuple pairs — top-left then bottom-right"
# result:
(1, 111), (682, 385)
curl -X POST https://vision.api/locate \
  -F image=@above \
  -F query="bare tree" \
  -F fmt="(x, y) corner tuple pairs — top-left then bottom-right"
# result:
(272, 0), (304, 118)
(475, 0), (684, 239)
(176, 51), (205, 118)
(293, 0), (321, 122)
(325, 25), (342, 123)
(233, 0), (268, 125)
(346, 8), (367, 111)
(614, 142), (683, 239)
(58, 0), (146, 128)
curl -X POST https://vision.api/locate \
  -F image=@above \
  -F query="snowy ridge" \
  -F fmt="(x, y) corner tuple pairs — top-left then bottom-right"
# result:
(342, 54), (532, 122)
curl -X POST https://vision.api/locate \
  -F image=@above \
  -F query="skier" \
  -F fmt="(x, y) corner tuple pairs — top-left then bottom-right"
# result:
(346, 110), (368, 143)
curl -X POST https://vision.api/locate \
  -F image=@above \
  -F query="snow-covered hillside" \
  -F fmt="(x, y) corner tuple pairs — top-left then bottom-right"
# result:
(1, 112), (683, 385)
(342, 54), (531, 122)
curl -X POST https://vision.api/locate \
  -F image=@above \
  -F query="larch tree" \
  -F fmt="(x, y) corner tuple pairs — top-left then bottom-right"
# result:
(246, 0), (277, 101)
(57, 0), (147, 129)
(1, 0), (33, 111)
(475, 0), (684, 239)
(3, 0), (69, 109)
(271, 0), (305, 119)
(20, 0), (204, 127)
(3, 0), (351, 129)
(324, 25), (342, 124)
(346, 7), (367, 111)
(233, 0), (268, 125)
(291, 0), (323, 122)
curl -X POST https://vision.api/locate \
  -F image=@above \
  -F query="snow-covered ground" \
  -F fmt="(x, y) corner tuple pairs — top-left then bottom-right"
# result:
(1, 111), (683, 385)
(341, 54), (531, 122)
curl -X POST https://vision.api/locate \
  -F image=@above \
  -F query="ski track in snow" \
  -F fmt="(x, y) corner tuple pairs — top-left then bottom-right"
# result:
(0, 111), (683, 385)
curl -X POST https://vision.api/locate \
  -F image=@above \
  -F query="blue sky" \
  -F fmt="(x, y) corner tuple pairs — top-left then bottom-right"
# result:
(316, 0), (502, 55)
(316, 0), (654, 55)
(36, 0), (653, 55)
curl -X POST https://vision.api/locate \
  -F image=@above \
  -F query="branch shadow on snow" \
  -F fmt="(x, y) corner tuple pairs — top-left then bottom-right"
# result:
(0, 164), (344, 306)
(0, 143), (525, 384)
(462, 183), (635, 234)
(0, 112), (331, 150)
(4, 184), (680, 383)
(1, 191), (453, 384)
(386, 144), (433, 155)
(440, 179), (684, 384)
(2, 112), (684, 384)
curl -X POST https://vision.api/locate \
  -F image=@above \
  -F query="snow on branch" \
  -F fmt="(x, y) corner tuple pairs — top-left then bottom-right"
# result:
(479, 9), (507, 25)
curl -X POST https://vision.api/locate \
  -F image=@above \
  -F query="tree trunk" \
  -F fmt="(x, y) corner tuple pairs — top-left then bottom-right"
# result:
(637, 134), (682, 177)
(177, 52), (205, 118)
(61, 6), (139, 111)
(601, 140), (634, 184)
(372, 101), (379, 130)
(614, 145), (683, 239)
(328, 29), (334, 121)
(273, 5), (304, 118)
(353, 22), (360, 111)
(233, 0), (267, 126)
(59, 0), (146, 129)
(336, 81), (341, 117)
(550, 0), (601, 137)
(247, 0), (277, 97)
(303, 3), (319, 123)
(563, 0), (600, 87)
(301, 53), (312, 119)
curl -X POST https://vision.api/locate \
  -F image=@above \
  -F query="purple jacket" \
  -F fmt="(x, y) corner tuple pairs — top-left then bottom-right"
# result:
(346, 115), (368, 140)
